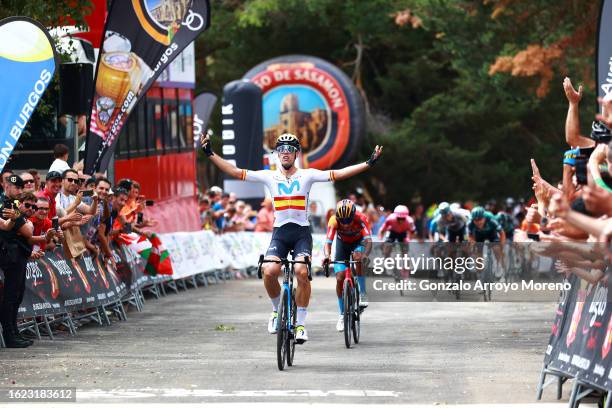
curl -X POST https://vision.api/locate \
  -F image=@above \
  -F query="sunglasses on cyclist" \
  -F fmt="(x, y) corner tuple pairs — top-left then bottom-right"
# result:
(338, 217), (353, 224)
(276, 145), (299, 154)
(23, 203), (38, 211)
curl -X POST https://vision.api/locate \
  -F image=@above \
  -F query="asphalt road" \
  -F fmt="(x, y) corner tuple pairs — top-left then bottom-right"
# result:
(0, 275), (572, 405)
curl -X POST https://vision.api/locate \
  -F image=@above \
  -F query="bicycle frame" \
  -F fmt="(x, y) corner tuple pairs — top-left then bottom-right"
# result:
(257, 254), (312, 370)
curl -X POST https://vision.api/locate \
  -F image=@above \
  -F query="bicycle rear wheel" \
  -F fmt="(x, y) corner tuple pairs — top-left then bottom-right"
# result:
(287, 287), (296, 366)
(353, 283), (361, 344)
(343, 279), (352, 348)
(277, 289), (288, 371)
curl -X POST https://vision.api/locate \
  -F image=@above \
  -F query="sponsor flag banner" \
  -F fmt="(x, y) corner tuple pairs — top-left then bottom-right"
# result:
(85, 0), (211, 173)
(0, 17), (58, 173)
(598, 0), (612, 100)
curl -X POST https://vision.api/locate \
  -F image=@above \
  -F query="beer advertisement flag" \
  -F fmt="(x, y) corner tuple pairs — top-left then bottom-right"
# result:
(85, 0), (211, 174)
(0, 17), (58, 173)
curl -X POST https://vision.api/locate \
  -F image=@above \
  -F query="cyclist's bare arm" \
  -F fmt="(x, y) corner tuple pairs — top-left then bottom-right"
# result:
(200, 133), (244, 179)
(333, 146), (383, 181)
(208, 151), (244, 179)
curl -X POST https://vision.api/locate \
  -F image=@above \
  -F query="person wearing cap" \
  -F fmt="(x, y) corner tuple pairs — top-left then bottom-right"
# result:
(0, 175), (39, 347)
(36, 171), (63, 220)
(255, 197), (274, 232)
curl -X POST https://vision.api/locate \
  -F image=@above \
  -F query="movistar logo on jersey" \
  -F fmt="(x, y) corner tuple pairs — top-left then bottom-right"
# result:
(277, 180), (300, 195)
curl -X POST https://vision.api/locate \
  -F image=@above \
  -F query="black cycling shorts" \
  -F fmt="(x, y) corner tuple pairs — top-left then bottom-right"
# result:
(447, 226), (466, 243)
(266, 223), (313, 259)
(385, 231), (407, 243)
(473, 231), (500, 243)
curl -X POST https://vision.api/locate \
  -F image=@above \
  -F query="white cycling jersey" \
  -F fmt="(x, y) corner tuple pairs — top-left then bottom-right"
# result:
(240, 168), (336, 227)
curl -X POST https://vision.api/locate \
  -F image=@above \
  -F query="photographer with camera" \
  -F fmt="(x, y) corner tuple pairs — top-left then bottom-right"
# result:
(0, 175), (52, 347)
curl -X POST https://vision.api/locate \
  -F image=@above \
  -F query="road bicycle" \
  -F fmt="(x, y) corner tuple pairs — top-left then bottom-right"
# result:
(258, 253), (312, 371)
(324, 257), (362, 348)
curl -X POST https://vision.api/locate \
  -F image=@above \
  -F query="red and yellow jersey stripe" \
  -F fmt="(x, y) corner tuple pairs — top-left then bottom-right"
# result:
(274, 195), (306, 211)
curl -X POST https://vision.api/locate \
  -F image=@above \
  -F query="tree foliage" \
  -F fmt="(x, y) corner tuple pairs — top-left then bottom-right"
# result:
(196, 0), (600, 206)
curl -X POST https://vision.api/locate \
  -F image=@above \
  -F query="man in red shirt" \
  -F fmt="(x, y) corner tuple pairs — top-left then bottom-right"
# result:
(35, 171), (62, 220)
(29, 197), (60, 252)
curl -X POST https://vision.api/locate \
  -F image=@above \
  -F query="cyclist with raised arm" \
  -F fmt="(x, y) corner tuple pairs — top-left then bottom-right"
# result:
(323, 200), (372, 332)
(200, 132), (382, 343)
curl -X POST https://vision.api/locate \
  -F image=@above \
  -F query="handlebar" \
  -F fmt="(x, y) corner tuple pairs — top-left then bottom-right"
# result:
(257, 255), (313, 281)
(323, 259), (360, 278)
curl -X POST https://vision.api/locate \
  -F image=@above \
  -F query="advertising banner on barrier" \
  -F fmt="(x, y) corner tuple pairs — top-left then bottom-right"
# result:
(544, 277), (612, 391)
(0, 241), (160, 318)
(0, 16), (58, 173)
(85, 0), (211, 173)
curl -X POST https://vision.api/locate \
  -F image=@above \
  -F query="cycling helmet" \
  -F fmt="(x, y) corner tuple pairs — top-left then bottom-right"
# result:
(393, 205), (409, 218)
(275, 133), (301, 151)
(471, 206), (486, 220)
(335, 199), (356, 224)
(438, 202), (450, 215)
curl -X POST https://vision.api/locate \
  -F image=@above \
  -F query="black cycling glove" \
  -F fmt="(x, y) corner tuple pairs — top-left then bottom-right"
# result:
(366, 149), (379, 167)
(201, 137), (214, 157)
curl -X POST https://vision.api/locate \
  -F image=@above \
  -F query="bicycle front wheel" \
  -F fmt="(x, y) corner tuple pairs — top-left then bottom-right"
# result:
(287, 287), (296, 366)
(343, 279), (352, 348)
(277, 289), (288, 370)
(353, 283), (361, 344)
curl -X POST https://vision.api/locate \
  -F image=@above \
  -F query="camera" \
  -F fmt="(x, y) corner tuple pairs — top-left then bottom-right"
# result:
(145, 199), (155, 207)
(590, 121), (612, 144)
(125, 222), (132, 234)
(137, 212), (144, 224)
(82, 190), (94, 197)
(52, 216), (59, 230)
(575, 147), (594, 186)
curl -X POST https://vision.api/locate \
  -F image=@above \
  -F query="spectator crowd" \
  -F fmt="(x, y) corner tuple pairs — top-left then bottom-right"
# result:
(0, 144), (160, 348)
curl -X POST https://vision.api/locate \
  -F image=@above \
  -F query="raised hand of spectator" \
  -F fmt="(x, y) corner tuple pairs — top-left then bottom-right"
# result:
(525, 204), (542, 224)
(563, 77), (583, 105)
(530, 159), (554, 203)
(596, 95), (612, 128)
